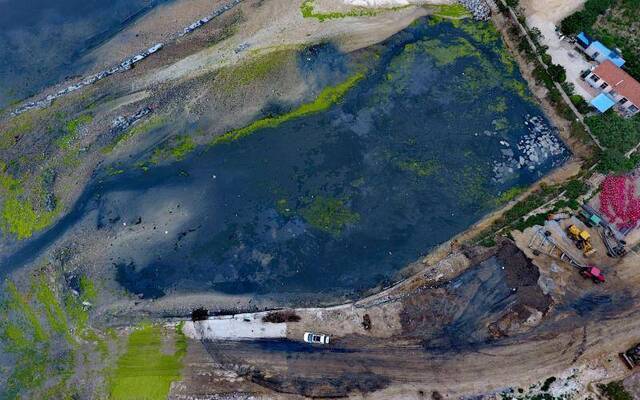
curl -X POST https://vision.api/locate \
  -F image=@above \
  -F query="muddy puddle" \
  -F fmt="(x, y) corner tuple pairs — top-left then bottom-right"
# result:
(1, 19), (568, 302)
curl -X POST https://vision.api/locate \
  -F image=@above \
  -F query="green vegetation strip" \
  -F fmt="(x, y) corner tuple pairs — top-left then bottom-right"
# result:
(476, 179), (589, 247)
(109, 323), (187, 400)
(212, 72), (365, 145)
(300, 0), (408, 22)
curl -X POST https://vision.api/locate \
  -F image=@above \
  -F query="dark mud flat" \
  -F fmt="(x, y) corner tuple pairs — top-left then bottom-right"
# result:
(1, 19), (569, 302)
(401, 241), (551, 349)
(0, 0), (168, 108)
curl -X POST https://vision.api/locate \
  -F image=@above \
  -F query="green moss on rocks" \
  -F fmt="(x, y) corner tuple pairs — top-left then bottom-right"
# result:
(212, 72), (365, 145)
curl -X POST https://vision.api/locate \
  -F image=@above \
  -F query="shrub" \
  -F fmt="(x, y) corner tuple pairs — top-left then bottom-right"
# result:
(548, 64), (567, 83)
(598, 381), (632, 400)
(560, 0), (615, 34)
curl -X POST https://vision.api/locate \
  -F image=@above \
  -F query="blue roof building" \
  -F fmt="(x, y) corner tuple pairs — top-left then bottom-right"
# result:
(584, 40), (625, 67)
(577, 32), (591, 48)
(591, 92), (616, 113)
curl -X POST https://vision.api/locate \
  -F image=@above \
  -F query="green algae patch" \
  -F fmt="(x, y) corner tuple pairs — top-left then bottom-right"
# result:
(488, 97), (508, 113)
(397, 159), (440, 177)
(494, 186), (526, 205)
(301, 196), (359, 236)
(301, 0), (405, 21)
(460, 20), (500, 44)
(0, 163), (61, 240)
(109, 323), (187, 400)
(102, 115), (167, 154)
(422, 38), (479, 66)
(432, 4), (471, 19)
(212, 72), (365, 145)
(150, 135), (197, 164)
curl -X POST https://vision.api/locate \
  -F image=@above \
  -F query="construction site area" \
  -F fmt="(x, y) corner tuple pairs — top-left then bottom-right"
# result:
(171, 169), (640, 399)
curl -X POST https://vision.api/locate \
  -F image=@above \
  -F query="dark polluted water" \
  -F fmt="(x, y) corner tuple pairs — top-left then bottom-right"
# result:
(0, 0), (167, 108)
(2, 19), (569, 301)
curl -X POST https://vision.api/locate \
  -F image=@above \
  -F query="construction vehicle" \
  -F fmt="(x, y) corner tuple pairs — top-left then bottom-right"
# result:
(529, 228), (605, 284)
(581, 205), (627, 258)
(600, 225), (627, 258)
(579, 265), (605, 283)
(566, 225), (597, 257)
(620, 343), (640, 369)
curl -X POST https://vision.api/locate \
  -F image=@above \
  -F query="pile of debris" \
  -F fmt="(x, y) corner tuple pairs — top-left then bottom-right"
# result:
(458, 0), (490, 20)
(12, 44), (163, 116)
(110, 107), (153, 136)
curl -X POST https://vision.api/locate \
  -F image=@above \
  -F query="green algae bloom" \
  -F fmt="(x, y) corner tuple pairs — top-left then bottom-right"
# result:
(109, 323), (187, 400)
(212, 72), (365, 145)
(0, 163), (61, 239)
(301, 196), (360, 236)
(397, 159), (440, 177)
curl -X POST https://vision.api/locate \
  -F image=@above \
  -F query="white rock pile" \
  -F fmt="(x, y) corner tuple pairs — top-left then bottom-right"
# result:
(492, 114), (567, 182)
(458, 0), (491, 20)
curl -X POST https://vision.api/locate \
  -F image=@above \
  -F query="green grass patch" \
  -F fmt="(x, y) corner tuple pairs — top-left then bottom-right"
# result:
(102, 115), (167, 154)
(212, 72), (364, 145)
(109, 323), (187, 400)
(301, 196), (359, 236)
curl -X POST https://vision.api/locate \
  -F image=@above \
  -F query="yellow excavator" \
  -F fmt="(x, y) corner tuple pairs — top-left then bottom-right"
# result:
(567, 225), (597, 257)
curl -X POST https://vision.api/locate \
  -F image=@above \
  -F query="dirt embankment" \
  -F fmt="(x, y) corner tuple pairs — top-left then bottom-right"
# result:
(490, 4), (592, 160)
